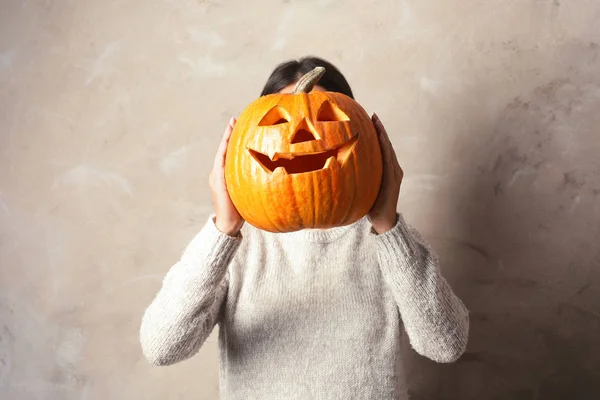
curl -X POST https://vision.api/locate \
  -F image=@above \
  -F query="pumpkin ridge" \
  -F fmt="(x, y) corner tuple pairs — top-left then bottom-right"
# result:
(333, 95), (359, 226)
(260, 170), (285, 232)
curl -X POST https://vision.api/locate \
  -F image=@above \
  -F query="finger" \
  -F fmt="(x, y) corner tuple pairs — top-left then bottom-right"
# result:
(372, 114), (392, 150)
(380, 124), (396, 163)
(372, 114), (394, 163)
(372, 113), (389, 140)
(373, 116), (403, 186)
(223, 117), (236, 140)
(214, 117), (236, 169)
(373, 114), (401, 167)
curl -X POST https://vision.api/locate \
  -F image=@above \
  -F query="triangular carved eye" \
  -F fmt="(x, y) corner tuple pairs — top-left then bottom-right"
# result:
(258, 106), (291, 126)
(317, 101), (350, 122)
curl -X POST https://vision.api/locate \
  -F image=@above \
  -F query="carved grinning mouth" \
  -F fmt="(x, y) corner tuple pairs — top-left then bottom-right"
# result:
(248, 134), (359, 174)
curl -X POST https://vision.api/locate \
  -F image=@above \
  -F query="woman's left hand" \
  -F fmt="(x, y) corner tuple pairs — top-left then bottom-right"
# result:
(368, 113), (404, 234)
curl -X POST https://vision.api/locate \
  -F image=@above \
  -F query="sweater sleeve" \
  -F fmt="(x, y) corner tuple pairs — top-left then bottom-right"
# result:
(372, 213), (469, 363)
(139, 216), (242, 366)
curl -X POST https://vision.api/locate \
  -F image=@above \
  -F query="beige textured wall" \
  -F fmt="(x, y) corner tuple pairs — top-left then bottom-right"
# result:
(1, 0), (600, 399)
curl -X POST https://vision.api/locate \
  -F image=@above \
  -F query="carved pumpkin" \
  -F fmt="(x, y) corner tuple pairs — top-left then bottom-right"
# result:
(225, 67), (382, 233)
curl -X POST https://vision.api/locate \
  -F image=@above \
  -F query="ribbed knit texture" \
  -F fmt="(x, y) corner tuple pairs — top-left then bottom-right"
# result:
(140, 214), (469, 399)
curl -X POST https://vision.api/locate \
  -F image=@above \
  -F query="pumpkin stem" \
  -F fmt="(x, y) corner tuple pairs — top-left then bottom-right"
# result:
(292, 66), (326, 94)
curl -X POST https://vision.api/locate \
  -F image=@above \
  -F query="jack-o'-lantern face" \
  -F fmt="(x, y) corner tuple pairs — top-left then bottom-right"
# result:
(225, 67), (382, 233)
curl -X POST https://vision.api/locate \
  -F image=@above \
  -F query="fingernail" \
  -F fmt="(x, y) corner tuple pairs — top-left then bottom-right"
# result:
(229, 117), (234, 124)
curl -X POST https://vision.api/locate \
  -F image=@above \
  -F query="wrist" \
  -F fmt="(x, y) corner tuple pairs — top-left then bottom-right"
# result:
(370, 213), (398, 234)
(214, 217), (243, 237)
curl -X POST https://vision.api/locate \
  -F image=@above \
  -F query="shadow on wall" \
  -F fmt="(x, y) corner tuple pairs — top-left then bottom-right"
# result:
(407, 46), (600, 399)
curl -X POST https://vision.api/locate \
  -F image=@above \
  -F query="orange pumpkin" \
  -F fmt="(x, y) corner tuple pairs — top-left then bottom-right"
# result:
(225, 67), (383, 233)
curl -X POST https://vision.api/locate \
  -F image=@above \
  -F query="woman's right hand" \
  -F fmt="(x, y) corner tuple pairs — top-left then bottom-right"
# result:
(209, 117), (244, 236)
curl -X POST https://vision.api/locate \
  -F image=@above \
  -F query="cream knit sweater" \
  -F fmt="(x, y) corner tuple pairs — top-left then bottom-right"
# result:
(140, 213), (469, 400)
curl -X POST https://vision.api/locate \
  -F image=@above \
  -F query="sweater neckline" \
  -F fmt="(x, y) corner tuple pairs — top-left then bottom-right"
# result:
(272, 218), (365, 243)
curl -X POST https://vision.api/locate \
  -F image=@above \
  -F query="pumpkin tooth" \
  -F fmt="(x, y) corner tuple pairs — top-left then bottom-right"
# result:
(273, 166), (288, 176)
(324, 155), (337, 169)
(267, 150), (279, 160)
(336, 133), (359, 165)
(272, 153), (295, 161)
(248, 148), (275, 174)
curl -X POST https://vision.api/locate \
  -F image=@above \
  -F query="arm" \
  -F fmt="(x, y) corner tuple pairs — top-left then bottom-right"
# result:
(373, 213), (469, 363)
(139, 216), (241, 366)
(367, 113), (468, 362)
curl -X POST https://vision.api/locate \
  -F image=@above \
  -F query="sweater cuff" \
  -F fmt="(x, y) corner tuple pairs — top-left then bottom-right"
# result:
(371, 213), (421, 266)
(180, 215), (243, 282)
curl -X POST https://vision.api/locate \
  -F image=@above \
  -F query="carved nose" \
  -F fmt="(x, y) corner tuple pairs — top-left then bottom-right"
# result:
(291, 129), (316, 144)
(291, 118), (319, 144)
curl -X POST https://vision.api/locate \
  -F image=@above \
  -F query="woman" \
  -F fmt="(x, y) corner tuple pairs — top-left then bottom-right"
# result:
(140, 56), (469, 400)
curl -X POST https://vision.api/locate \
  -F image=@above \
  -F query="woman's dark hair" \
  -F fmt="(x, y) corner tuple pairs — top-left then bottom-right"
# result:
(260, 56), (354, 99)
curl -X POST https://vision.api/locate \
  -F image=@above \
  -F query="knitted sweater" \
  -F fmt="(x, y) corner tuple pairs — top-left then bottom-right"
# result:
(140, 213), (469, 400)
